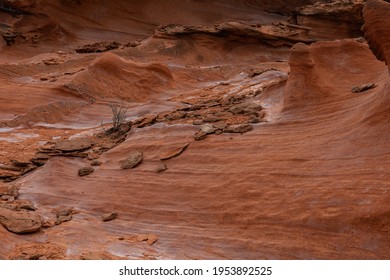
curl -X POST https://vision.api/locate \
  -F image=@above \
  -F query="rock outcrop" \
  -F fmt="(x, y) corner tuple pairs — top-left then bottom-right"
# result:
(293, 0), (366, 40)
(362, 0), (390, 67)
(1, 0), (390, 261)
(0, 207), (42, 234)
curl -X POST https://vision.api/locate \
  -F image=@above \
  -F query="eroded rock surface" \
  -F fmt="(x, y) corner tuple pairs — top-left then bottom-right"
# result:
(0, 207), (42, 233)
(0, 0), (389, 261)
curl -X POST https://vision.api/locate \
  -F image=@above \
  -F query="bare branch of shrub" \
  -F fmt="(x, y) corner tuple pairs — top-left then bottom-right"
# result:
(109, 103), (128, 130)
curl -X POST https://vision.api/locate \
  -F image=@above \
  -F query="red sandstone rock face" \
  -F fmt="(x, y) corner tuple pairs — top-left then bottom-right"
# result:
(362, 0), (390, 66)
(0, 0), (390, 260)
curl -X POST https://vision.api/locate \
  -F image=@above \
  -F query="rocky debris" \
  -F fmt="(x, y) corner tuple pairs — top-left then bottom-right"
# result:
(295, 0), (365, 23)
(8, 129), (133, 183)
(0, 200), (36, 211)
(40, 73), (61, 81)
(78, 166), (94, 177)
(55, 208), (73, 225)
(135, 115), (158, 128)
(102, 212), (118, 222)
(194, 124), (219, 140)
(1, 195), (14, 202)
(202, 114), (222, 123)
(31, 138), (95, 166)
(164, 111), (187, 121)
(0, 206), (42, 234)
(75, 41), (121, 53)
(0, 161), (37, 183)
(194, 130), (208, 141)
(56, 208), (72, 217)
(90, 160), (102, 166)
(0, 164), (22, 172)
(55, 138), (94, 152)
(16, 200), (36, 211)
(8, 242), (66, 260)
(125, 39), (142, 48)
(10, 160), (29, 168)
(221, 94), (247, 106)
(129, 76), (268, 137)
(0, 184), (19, 200)
(117, 123), (132, 134)
(247, 116), (263, 124)
(293, 0), (365, 40)
(136, 233), (159, 245)
(224, 124), (253, 134)
(351, 83), (376, 93)
(87, 152), (100, 161)
(248, 67), (278, 77)
(55, 214), (72, 225)
(156, 162), (167, 173)
(105, 122), (132, 139)
(121, 151), (143, 169)
(30, 152), (50, 165)
(229, 102), (263, 116)
(42, 58), (63, 66)
(154, 77), (269, 133)
(156, 21), (316, 46)
(212, 122), (228, 130)
(0, 169), (19, 182)
(159, 143), (190, 160)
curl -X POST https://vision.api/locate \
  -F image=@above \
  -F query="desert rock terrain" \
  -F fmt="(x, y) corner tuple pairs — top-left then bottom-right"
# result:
(0, 0), (389, 259)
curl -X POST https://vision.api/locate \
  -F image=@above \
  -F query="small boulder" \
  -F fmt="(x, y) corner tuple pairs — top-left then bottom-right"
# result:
(224, 124), (253, 134)
(229, 102), (263, 116)
(202, 115), (222, 123)
(55, 138), (94, 152)
(90, 160), (102, 166)
(194, 131), (207, 141)
(136, 233), (158, 245)
(102, 212), (118, 222)
(0, 207), (42, 234)
(192, 119), (203, 125)
(156, 162), (167, 173)
(212, 122), (228, 130)
(121, 151), (143, 169)
(78, 167), (94, 176)
(55, 214), (72, 225)
(200, 124), (218, 134)
(194, 124), (218, 140)
(55, 208), (73, 225)
(146, 234), (158, 245)
(56, 208), (73, 217)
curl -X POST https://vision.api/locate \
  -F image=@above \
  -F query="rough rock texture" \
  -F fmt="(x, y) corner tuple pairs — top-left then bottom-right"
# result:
(78, 167), (94, 177)
(155, 21), (317, 46)
(55, 139), (94, 152)
(0, 0), (390, 260)
(294, 0), (366, 40)
(121, 151), (143, 169)
(0, 207), (42, 233)
(362, 0), (390, 65)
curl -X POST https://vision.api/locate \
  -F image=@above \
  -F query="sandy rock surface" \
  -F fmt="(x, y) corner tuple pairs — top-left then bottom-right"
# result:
(0, 0), (389, 260)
